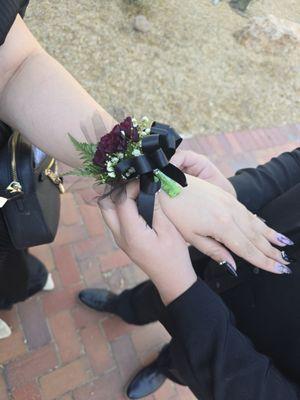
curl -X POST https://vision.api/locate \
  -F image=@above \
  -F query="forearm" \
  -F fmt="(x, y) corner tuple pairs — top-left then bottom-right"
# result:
(165, 280), (300, 399)
(0, 16), (116, 167)
(150, 263), (197, 306)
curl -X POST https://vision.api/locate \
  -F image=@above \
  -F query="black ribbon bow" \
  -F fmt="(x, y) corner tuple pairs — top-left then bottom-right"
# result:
(115, 122), (187, 227)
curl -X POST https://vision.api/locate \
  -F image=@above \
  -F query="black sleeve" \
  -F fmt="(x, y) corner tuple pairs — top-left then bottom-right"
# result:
(228, 148), (300, 213)
(0, 0), (29, 45)
(165, 280), (300, 400)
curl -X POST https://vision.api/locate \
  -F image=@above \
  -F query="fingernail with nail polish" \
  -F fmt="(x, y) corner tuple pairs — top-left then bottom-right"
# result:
(277, 234), (294, 246)
(281, 251), (296, 263)
(275, 263), (292, 274)
(219, 261), (238, 278)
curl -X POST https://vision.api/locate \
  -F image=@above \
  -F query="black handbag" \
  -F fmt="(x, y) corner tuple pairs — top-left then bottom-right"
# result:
(0, 131), (64, 249)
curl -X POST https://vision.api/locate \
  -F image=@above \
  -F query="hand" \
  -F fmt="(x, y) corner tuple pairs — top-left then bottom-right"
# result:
(99, 182), (197, 305)
(171, 150), (236, 196)
(159, 174), (292, 275)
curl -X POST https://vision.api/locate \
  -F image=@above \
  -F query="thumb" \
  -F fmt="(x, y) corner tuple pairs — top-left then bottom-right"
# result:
(171, 151), (210, 178)
(152, 196), (175, 232)
(191, 235), (238, 276)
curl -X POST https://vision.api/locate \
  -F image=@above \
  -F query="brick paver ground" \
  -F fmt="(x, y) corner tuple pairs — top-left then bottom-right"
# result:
(0, 125), (299, 400)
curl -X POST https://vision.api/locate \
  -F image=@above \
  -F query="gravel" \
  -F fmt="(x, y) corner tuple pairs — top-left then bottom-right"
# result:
(25, 0), (300, 136)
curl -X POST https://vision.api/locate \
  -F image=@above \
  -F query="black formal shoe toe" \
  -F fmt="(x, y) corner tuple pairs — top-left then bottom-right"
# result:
(78, 289), (118, 313)
(126, 362), (166, 399)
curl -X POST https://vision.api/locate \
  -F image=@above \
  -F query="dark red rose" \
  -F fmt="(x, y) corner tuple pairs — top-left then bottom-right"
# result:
(120, 117), (132, 139)
(102, 126), (127, 152)
(132, 126), (139, 142)
(93, 147), (106, 169)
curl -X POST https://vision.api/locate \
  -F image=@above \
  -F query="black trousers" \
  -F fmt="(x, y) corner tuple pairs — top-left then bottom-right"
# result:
(0, 210), (48, 309)
(111, 247), (212, 384)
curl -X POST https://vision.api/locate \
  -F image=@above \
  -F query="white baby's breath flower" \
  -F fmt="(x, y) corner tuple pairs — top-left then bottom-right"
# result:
(132, 149), (141, 157)
(142, 116), (149, 123)
(145, 128), (151, 134)
(106, 161), (115, 172)
(117, 152), (124, 159)
(132, 118), (138, 128)
(108, 171), (116, 178)
(111, 157), (119, 164)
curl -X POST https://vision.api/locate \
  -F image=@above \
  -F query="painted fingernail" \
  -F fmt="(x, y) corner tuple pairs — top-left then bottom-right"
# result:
(275, 263), (292, 274)
(219, 261), (238, 278)
(281, 251), (296, 263)
(277, 234), (294, 246)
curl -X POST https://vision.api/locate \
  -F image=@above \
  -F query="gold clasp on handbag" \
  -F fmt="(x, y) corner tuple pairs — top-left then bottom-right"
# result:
(6, 181), (23, 193)
(44, 168), (65, 194)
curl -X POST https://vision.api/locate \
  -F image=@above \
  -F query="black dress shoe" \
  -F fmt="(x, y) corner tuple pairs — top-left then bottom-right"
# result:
(78, 289), (118, 313)
(126, 360), (166, 399)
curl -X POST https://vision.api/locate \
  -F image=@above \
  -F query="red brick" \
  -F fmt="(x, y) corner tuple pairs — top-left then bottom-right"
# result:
(103, 268), (126, 293)
(180, 136), (207, 154)
(0, 372), (8, 400)
(29, 244), (55, 272)
(214, 133), (233, 155)
(79, 257), (105, 287)
(60, 395), (73, 400)
(40, 359), (89, 400)
(235, 130), (258, 151)
(264, 127), (286, 146)
(18, 297), (51, 350)
(73, 237), (112, 261)
(60, 192), (80, 226)
(49, 310), (81, 364)
(72, 305), (104, 330)
(205, 135), (225, 156)
(0, 331), (26, 365)
(5, 345), (58, 389)
(48, 269), (62, 290)
(0, 308), (19, 331)
(42, 283), (84, 316)
(111, 335), (140, 383)
(11, 382), (41, 400)
(73, 369), (123, 400)
(53, 224), (87, 246)
(197, 136), (213, 155)
(102, 316), (136, 342)
(80, 323), (114, 375)
(52, 245), (81, 287)
(79, 204), (105, 237)
(224, 132), (243, 154)
(99, 249), (131, 272)
(131, 323), (170, 357)
(121, 264), (148, 288)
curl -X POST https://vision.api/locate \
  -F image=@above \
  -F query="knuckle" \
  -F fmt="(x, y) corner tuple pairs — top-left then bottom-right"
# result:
(217, 212), (232, 225)
(243, 241), (256, 259)
(265, 227), (276, 238)
(265, 257), (276, 271)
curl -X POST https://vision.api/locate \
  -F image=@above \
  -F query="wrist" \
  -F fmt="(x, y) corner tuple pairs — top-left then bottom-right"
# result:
(151, 265), (197, 306)
(226, 179), (237, 197)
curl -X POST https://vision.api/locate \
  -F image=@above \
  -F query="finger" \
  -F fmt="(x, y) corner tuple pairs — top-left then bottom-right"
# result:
(220, 222), (292, 275)
(263, 226), (294, 248)
(152, 196), (175, 233)
(236, 213), (290, 265)
(171, 150), (209, 178)
(98, 196), (120, 235)
(115, 182), (149, 235)
(190, 235), (238, 276)
(248, 214), (294, 248)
